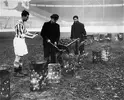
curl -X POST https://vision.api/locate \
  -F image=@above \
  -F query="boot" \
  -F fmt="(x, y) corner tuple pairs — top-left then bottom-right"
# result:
(18, 66), (28, 76)
(14, 66), (24, 77)
(14, 63), (28, 77)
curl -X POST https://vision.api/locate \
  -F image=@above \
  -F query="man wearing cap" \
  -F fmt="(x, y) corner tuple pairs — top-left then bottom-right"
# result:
(40, 14), (60, 63)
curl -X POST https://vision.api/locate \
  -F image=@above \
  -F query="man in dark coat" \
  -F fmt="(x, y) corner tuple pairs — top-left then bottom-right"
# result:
(40, 14), (60, 63)
(71, 15), (87, 55)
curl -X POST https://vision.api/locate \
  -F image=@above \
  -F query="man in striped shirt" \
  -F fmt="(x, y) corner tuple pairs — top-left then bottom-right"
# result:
(13, 10), (37, 77)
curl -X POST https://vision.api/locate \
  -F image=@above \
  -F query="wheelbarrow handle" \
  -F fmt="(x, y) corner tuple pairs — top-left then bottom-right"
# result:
(66, 38), (80, 47)
(79, 40), (86, 47)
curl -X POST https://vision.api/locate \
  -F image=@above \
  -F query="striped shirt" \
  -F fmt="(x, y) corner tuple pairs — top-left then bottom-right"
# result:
(15, 20), (28, 38)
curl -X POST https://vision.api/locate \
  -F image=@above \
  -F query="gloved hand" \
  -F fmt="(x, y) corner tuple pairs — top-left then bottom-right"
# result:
(47, 39), (51, 43)
(54, 42), (57, 45)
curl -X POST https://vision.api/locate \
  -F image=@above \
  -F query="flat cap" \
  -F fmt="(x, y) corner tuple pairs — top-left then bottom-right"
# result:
(50, 14), (59, 20)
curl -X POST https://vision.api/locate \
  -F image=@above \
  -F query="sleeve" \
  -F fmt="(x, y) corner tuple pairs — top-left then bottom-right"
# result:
(40, 23), (47, 40)
(56, 24), (60, 42)
(25, 30), (33, 36)
(18, 23), (26, 38)
(82, 24), (87, 39)
(70, 25), (73, 39)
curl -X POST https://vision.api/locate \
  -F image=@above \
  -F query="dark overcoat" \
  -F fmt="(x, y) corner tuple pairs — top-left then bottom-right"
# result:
(41, 21), (60, 44)
(71, 21), (86, 41)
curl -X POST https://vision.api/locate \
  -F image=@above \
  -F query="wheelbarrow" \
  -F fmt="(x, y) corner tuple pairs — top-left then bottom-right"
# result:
(48, 39), (84, 78)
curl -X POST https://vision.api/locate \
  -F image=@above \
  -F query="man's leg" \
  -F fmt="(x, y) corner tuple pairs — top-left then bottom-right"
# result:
(50, 47), (56, 63)
(14, 55), (20, 68)
(75, 40), (79, 55)
(43, 43), (50, 62)
(48, 43), (57, 63)
(13, 55), (23, 76)
(79, 39), (85, 55)
(13, 55), (27, 77)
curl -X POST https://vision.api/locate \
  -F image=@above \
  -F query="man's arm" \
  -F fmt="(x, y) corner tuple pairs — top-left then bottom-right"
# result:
(18, 23), (36, 39)
(25, 31), (33, 35)
(24, 30), (37, 39)
(82, 24), (87, 39)
(55, 24), (60, 43)
(70, 25), (74, 39)
(40, 23), (47, 39)
(40, 22), (51, 43)
(22, 34), (37, 39)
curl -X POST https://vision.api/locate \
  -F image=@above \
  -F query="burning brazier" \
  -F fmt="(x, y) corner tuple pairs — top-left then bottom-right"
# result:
(93, 34), (99, 41)
(47, 63), (61, 84)
(92, 51), (102, 63)
(0, 70), (10, 100)
(105, 33), (112, 42)
(92, 45), (110, 63)
(30, 61), (48, 91)
(101, 49), (110, 62)
(99, 34), (105, 42)
(117, 33), (123, 41)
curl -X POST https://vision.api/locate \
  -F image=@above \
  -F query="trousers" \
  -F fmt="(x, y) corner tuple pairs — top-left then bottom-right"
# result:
(43, 42), (56, 63)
